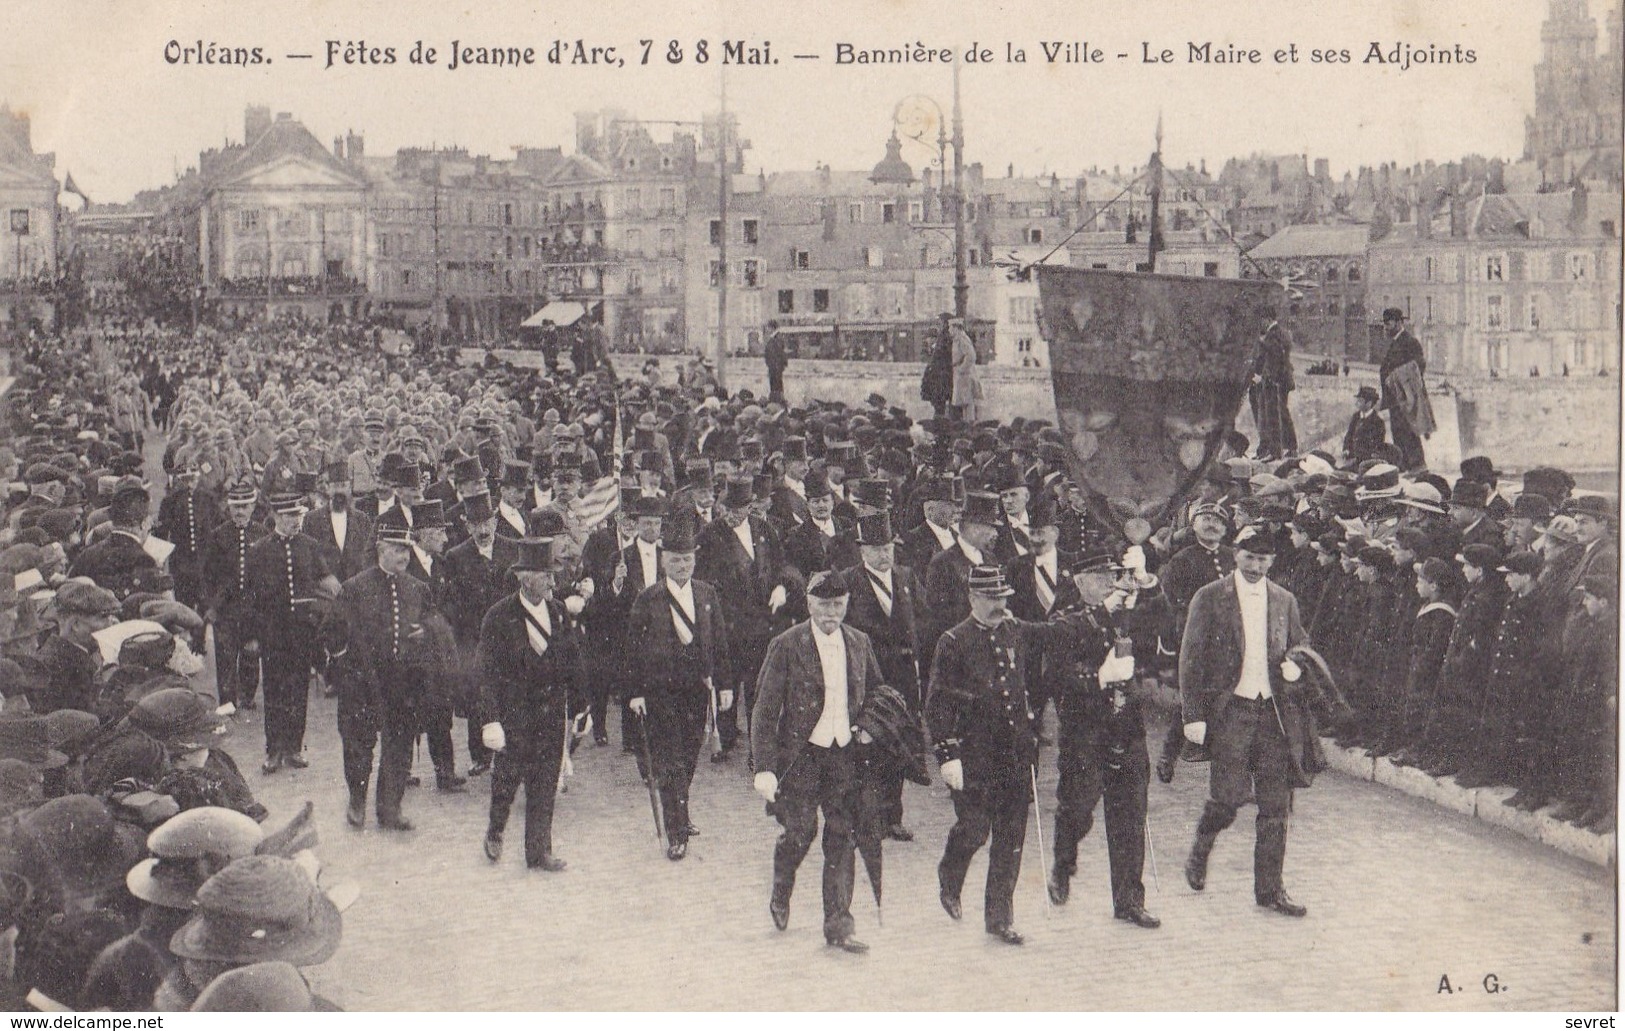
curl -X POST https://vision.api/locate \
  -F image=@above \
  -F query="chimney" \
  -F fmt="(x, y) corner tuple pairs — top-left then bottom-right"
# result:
(244, 104), (271, 143)
(1314, 158), (1329, 180)
(574, 111), (599, 157)
(334, 136), (345, 159)
(1449, 196), (1467, 237)
(346, 132), (364, 163)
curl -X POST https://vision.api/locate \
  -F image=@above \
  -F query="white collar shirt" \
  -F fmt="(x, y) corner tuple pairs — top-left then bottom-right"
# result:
(519, 591), (552, 655)
(636, 538), (659, 587)
(732, 517), (755, 560)
(1233, 571), (1272, 699)
(808, 624), (852, 748)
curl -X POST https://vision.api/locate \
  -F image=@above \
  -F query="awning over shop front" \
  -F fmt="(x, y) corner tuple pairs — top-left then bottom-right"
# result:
(522, 301), (586, 328)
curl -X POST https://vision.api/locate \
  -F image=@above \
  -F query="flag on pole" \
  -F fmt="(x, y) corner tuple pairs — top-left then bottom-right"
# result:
(574, 474), (621, 532)
(62, 173), (88, 206)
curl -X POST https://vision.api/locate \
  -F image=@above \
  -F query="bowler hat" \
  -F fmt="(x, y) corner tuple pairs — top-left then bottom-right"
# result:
(1564, 494), (1617, 522)
(1459, 456), (1501, 484)
(1510, 493), (1553, 522)
(1496, 550), (1542, 576)
(1449, 480), (1489, 509)
(1354, 385), (1379, 403)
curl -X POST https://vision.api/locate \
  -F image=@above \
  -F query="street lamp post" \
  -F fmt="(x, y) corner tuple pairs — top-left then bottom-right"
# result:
(951, 58), (967, 320)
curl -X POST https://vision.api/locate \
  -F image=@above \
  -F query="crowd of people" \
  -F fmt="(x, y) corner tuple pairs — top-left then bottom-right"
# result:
(0, 306), (1613, 1007)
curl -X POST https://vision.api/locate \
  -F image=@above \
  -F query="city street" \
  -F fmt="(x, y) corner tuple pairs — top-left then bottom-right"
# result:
(232, 695), (1614, 1011)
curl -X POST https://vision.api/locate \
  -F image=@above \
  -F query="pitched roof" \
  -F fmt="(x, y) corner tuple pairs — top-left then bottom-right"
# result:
(1247, 223), (1370, 258)
(213, 117), (365, 188)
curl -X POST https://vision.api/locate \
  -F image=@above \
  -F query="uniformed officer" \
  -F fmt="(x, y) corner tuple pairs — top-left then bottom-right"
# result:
(926, 564), (1047, 945)
(203, 481), (268, 710)
(1044, 548), (1160, 928)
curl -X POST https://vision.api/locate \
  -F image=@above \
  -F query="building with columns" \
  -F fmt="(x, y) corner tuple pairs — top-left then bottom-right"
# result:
(198, 107), (369, 321)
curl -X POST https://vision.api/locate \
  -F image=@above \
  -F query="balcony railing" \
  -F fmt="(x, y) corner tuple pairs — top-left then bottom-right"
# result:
(215, 275), (365, 298)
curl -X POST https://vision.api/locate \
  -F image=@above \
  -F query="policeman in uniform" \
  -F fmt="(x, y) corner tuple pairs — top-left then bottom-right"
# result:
(203, 482), (267, 710)
(243, 491), (340, 773)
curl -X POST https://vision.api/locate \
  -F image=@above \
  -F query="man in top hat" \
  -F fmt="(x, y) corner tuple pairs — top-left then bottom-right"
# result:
(596, 494), (667, 752)
(244, 492), (341, 774)
(697, 478), (796, 759)
(785, 474), (859, 579)
(1249, 305), (1298, 461)
(154, 455), (218, 617)
(375, 457), (424, 528)
(1378, 308), (1427, 471)
(922, 490), (1005, 690)
(304, 460), (375, 583)
(495, 461), (534, 540)
(443, 492), (521, 775)
(897, 476), (960, 575)
(769, 436), (813, 529)
(989, 465), (1034, 561)
(477, 538), (586, 871)
(204, 482), (269, 710)
(1006, 493), (1079, 737)
(400, 499), (465, 793)
(839, 511), (923, 841)
(440, 455), (495, 549)
(1342, 386), (1388, 469)
(751, 569), (889, 953)
(1043, 545), (1160, 928)
(926, 564), (1053, 945)
(627, 513), (731, 859)
(1180, 525), (1314, 917)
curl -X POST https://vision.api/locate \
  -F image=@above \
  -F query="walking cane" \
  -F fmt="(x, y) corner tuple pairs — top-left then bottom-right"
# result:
(1144, 812), (1161, 894)
(1028, 763), (1053, 917)
(639, 713), (667, 849)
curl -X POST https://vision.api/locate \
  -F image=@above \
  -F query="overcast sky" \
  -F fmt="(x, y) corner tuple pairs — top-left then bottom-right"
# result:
(3, 0), (1571, 202)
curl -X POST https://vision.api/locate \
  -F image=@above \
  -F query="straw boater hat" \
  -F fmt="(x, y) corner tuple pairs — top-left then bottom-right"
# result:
(127, 807), (266, 910)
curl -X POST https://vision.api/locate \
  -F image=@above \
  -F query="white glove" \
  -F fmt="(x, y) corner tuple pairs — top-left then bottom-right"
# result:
(1183, 721), (1207, 746)
(629, 697), (647, 716)
(1103, 590), (1127, 613)
(1280, 658), (1302, 682)
(768, 585), (787, 612)
(577, 577), (596, 601)
(718, 689), (734, 711)
(754, 771), (778, 802)
(941, 758), (964, 791)
(564, 595), (586, 615)
(1122, 544), (1147, 573)
(1098, 651), (1136, 686)
(482, 722), (506, 751)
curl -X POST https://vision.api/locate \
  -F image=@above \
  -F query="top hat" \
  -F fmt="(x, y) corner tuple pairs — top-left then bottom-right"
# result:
(500, 460), (531, 489)
(1459, 456), (1501, 484)
(451, 455), (486, 484)
(509, 538), (561, 573)
(529, 510), (568, 539)
(410, 500), (448, 530)
(721, 478), (755, 510)
(459, 492), (495, 525)
(1449, 479), (1490, 509)
(852, 478), (893, 510)
(1028, 492), (1058, 530)
(855, 512), (893, 547)
(960, 491), (1003, 527)
(662, 512), (699, 554)
(781, 436), (808, 462)
(383, 461), (421, 490)
(804, 474), (832, 501)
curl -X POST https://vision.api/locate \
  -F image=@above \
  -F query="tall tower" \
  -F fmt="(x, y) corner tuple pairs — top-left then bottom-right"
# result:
(1528, 0), (1602, 182)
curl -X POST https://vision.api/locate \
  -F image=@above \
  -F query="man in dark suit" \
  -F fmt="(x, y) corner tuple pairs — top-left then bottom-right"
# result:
(243, 492), (341, 773)
(443, 492), (519, 776)
(204, 482), (268, 709)
(577, 490), (641, 749)
(784, 474), (859, 578)
(440, 454), (493, 550)
(751, 570), (887, 954)
(477, 538), (587, 871)
(1005, 494), (1077, 735)
(331, 523), (440, 831)
(839, 511), (922, 841)
(1180, 526), (1314, 917)
(401, 500), (464, 792)
(597, 494), (666, 753)
(495, 461), (534, 540)
(304, 460), (376, 582)
(768, 436), (812, 529)
(921, 490), (1003, 688)
(696, 478), (796, 758)
(897, 477), (960, 575)
(69, 484), (162, 601)
(153, 455), (219, 616)
(1249, 307), (1298, 460)
(987, 465), (1033, 562)
(627, 513), (730, 860)
(1378, 307), (1427, 471)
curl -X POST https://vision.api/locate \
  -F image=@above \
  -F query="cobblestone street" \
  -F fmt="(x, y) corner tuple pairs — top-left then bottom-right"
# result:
(228, 692), (1615, 1011)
